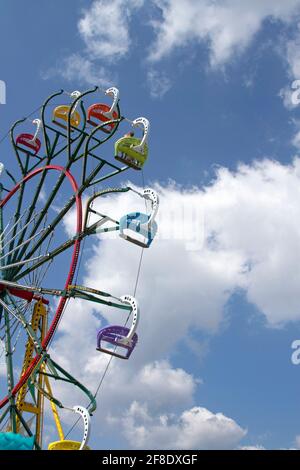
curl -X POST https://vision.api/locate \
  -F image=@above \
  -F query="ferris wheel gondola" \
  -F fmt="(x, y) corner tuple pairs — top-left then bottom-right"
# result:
(15, 119), (42, 155)
(52, 90), (82, 130)
(115, 117), (150, 170)
(87, 87), (120, 133)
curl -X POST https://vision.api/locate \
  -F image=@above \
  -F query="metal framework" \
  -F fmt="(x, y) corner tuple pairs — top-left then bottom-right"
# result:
(0, 87), (158, 450)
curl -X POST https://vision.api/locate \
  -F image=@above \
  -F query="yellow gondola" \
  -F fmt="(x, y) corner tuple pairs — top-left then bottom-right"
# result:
(44, 376), (91, 451)
(48, 440), (90, 451)
(52, 91), (81, 130)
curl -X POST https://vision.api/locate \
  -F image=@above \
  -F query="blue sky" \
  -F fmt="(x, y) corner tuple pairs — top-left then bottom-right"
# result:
(1, 0), (300, 450)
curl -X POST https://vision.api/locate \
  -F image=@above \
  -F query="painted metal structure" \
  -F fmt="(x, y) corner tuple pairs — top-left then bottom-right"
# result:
(0, 87), (159, 450)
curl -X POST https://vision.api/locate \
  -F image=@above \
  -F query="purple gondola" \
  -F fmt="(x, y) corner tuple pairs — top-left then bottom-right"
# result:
(96, 295), (139, 360)
(97, 325), (138, 360)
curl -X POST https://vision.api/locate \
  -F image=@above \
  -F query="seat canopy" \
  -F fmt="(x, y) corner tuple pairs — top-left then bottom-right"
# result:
(0, 432), (35, 450)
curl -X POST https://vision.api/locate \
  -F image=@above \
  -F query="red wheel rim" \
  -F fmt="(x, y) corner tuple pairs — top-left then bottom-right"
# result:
(0, 165), (82, 409)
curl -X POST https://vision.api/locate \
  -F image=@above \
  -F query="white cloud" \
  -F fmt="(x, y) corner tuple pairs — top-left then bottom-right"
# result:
(44, 0), (300, 97)
(122, 403), (246, 449)
(148, 0), (300, 67)
(78, 0), (144, 61)
(202, 158), (300, 325)
(43, 0), (144, 86)
(42, 53), (113, 87)
(47, 157), (300, 448)
(238, 445), (266, 450)
(48, 181), (246, 448)
(80, 158), (300, 330)
(49, 314), (227, 448)
(47, 298), (201, 422)
(60, 158), (300, 390)
(135, 361), (199, 410)
(147, 69), (172, 98)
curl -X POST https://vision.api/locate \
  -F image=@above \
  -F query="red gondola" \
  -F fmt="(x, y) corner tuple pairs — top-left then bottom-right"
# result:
(87, 87), (120, 133)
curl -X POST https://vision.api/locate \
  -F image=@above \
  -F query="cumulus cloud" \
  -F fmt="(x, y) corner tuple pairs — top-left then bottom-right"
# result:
(42, 53), (113, 87)
(43, 0), (300, 99)
(121, 403), (246, 449)
(148, 0), (300, 67)
(41, 0), (300, 94)
(238, 445), (266, 450)
(78, 0), (144, 61)
(59, 158), (300, 389)
(201, 158), (300, 326)
(65, 184), (240, 367)
(43, 0), (144, 86)
(48, 306), (246, 450)
(46, 157), (300, 448)
(77, 158), (300, 330)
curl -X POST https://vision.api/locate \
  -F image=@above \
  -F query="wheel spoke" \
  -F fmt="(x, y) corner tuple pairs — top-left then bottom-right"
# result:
(0, 226), (47, 262)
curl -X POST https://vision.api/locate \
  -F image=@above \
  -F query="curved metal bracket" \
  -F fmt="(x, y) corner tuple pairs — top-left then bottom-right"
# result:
(143, 188), (159, 223)
(73, 405), (91, 450)
(30, 355), (97, 414)
(104, 87), (120, 117)
(132, 117), (150, 153)
(83, 187), (131, 234)
(119, 295), (139, 344)
(31, 119), (42, 143)
(70, 90), (82, 114)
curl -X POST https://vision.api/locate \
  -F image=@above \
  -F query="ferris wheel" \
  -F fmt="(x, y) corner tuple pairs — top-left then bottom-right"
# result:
(0, 86), (159, 450)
